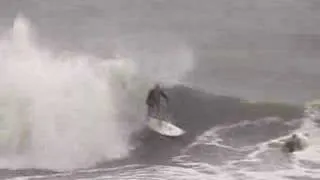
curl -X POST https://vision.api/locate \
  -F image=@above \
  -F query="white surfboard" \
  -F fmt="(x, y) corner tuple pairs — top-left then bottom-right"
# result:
(147, 117), (185, 137)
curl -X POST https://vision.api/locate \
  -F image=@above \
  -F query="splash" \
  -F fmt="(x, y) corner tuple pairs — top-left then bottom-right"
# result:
(0, 16), (194, 170)
(289, 100), (320, 162)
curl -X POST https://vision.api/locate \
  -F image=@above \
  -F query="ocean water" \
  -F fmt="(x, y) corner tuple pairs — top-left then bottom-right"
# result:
(0, 1), (320, 179)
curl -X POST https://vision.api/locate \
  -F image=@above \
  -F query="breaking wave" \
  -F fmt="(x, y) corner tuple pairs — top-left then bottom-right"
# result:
(0, 15), (194, 171)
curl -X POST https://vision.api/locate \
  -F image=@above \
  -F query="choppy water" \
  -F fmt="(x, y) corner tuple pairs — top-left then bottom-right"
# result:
(1, 1), (320, 180)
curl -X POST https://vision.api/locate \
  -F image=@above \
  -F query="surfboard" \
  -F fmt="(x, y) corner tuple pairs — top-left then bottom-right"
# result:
(147, 117), (185, 137)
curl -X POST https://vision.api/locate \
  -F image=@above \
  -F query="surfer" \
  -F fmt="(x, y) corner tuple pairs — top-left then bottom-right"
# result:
(283, 134), (303, 153)
(145, 84), (185, 137)
(145, 84), (169, 118)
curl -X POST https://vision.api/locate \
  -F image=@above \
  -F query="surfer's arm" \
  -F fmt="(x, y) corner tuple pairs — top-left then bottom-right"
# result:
(146, 90), (153, 105)
(161, 91), (169, 101)
(147, 90), (162, 106)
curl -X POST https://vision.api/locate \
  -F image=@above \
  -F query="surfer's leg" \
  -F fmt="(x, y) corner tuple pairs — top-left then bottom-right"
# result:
(148, 104), (154, 116)
(147, 105), (151, 117)
(155, 104), (161, 118)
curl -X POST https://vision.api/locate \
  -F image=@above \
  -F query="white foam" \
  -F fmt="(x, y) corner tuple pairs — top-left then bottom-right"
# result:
(291, 102), (320, 163)
(6, 107), (319, 179)
(172, 110), (320, 180)
(0, 15), (194, 171)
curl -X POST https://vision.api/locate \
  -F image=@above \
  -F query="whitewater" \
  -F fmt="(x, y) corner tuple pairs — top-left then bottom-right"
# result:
(0, 16), (193, 171)
(1, 1), (320, 179)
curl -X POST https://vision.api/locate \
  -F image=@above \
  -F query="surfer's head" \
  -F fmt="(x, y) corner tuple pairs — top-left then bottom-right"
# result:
(154, 83), (161, 90)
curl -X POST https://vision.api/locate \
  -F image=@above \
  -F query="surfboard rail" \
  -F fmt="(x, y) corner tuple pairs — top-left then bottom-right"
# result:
(147, 116), (185, 137)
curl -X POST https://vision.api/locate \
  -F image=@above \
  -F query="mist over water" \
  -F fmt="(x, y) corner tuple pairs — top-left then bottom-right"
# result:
(115, 33), (194, 86)
(0, 16), (194, 170)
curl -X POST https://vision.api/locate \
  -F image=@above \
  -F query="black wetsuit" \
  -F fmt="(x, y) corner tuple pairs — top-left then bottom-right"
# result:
(284, 140), (296, 153)
(146, 88), (168, 117)
(284, 136), (302, 153)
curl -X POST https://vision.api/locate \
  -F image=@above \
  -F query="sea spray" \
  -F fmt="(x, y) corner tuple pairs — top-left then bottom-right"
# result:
(0, 16), (194, 170)
(0, 16), (131, 170)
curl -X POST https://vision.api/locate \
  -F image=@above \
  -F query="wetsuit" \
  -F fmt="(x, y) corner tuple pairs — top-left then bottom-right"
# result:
(146, 87), (169, 117)
(284, 135), (302, 153)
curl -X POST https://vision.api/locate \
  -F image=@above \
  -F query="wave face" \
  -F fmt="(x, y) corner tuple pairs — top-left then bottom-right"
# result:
(0, 16), (194, 170)
(3, 88), (320, 180)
